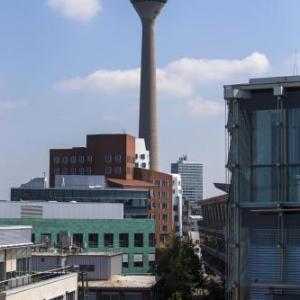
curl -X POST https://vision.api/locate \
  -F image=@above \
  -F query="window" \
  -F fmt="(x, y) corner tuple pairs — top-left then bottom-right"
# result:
(73, 233), (83, 247)
(87, 155), (93, 163)
(79, 265), (95, 272)
(70, 168), (76, 175)
(119, 233), (129, 248)
(173, 205), (178, 211)
(62, 156), (69, 164)
(102, 293), (119, 300)
(122, 254), (129, 268)
(142, 162), (147, 168)
(78, 156), (85, 164)
(124, 293), (142, 300)
(31, 233), (35, 243)
(154, 180), (160, 186)
(162, 225), (168, 232)
(105, 166), (112, 175)
(140, 154), (145, 159)
(134, 233), (143, 247)
(162, 192), (168, 198)
(115, 167), (122, 175)
(135, 163), (139, 168)
(162, 214), (168, 221)
(54, 168), (60, 175)
(162, 203), (168, 209)
(61, 168), (68, 175)
(148, 254), (155, 267)
(160, 235), (166, 244)
(133, 254), (143, 267)
(41, 233), (51, 246)
(174, 216), (179, 222)
(104, 234), (114, 247)
(86, 167), (92, 175)
(78, 167), (85, 175)
(115, 154), (122, 163)
(105, 154), (112, 163)
(66, 292), (76, 300)
(54, 156), (60, 164)
(149, 233), (155, 247)
(162, 180), (168, 187)
(88, 234), (98, 248)
(135, 154), (138, 159)
(70, 156), (76, 164)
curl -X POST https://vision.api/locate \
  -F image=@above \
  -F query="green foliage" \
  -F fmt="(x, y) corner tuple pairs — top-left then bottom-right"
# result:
(157, 236), (204, 300)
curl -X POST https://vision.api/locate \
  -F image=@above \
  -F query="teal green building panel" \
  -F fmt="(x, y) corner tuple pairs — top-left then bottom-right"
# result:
(0, 219), (155, 275)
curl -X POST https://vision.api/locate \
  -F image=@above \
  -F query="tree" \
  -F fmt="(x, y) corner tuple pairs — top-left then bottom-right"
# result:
(157, 236), (204, 299)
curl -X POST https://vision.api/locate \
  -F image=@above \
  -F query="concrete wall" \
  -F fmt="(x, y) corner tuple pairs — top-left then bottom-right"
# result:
(0, 202), (123, 220)
(0, 273), (78, 300)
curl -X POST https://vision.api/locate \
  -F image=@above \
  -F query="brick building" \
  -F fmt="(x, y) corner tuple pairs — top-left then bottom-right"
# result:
(49, 134), (136, 186)
(108, 169), (173, 246)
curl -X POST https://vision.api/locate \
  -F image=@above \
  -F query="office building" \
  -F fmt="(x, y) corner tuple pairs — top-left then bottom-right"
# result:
(135, 138), (150, 169)
(0, 226), (78, 300)
(130, 0), (168, 171)
(49, 134), (136, 187)
(0, 217), (155, 275)
(225, 76), (300, 300)
(108, 168), (173, 246)
(171, 155), (203, 211)
(11, 184), (149, 219)
(171, 174), (183, 237)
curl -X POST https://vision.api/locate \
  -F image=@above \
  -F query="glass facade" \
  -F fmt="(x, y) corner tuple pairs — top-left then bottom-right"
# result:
(226, 82), (300, 300)
(11, 188), (149, 218)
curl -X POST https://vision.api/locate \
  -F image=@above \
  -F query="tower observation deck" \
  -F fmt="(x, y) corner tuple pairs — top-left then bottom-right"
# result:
(130, 0), (168, 171)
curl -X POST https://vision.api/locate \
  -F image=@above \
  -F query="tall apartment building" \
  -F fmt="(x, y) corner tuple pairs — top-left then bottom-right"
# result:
(49, 134), (136, 186)
(225, 76), (300, 300)
(171, 155), (203, 214)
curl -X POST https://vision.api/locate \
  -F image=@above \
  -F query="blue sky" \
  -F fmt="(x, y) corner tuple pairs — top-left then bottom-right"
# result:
(0, 0), (300, 199)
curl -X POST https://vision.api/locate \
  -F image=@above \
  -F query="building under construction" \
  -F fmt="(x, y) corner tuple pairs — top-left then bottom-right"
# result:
(225, 76), (300, 300)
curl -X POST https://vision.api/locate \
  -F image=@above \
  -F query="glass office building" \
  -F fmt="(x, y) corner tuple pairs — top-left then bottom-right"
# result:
(11, 188), (149, 219)
(225, 76), (300, 300)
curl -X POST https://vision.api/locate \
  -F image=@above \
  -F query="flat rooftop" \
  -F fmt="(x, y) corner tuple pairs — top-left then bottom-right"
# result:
(226, 75), (300, 90)
(32, 251), (122, 257)
(85, 275), (157, 289)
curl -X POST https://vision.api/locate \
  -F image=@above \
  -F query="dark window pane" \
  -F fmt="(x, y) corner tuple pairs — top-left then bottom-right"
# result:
(134, 234), (143, 247)
(119, 234), (129, 248)
(88, 234), (98, 248)
(104, 234), (114, 248)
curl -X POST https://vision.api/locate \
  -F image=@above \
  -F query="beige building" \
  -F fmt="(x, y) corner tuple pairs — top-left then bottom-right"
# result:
(0, 226), (78, 300)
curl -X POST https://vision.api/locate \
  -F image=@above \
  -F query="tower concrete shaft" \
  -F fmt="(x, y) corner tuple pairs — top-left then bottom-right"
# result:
(131, 0), (167, 171)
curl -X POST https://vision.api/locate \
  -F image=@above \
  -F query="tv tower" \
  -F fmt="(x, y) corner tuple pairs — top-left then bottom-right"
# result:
(130, 0), (168, 171)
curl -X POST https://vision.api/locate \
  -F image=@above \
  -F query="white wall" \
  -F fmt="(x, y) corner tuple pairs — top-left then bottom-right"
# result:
(0, 202), (123, 220)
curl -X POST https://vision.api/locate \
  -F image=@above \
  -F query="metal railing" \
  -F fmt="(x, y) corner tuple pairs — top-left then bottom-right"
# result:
(0, 266), (73, 292)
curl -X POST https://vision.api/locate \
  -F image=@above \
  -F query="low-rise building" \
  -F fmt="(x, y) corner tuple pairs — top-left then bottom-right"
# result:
(0, 219), (155, 275)
(11, 186), (149, 219)
(0, 226), (78, 300)
(197, 194), (227, 279)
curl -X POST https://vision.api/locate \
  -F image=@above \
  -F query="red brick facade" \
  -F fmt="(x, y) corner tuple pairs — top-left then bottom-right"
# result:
(49, 134), (136, 187)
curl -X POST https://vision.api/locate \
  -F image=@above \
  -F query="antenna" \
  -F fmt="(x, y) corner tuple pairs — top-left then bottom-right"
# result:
(293, 49), (299, 76)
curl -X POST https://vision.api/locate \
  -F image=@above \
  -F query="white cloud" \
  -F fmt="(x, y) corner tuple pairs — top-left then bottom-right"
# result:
(186, 98), (224, 118)
(0, 100), (29, 111)
(48, 0), (102, 22)
(55, 52), (270, 97)
(166, 52), (270, 84)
